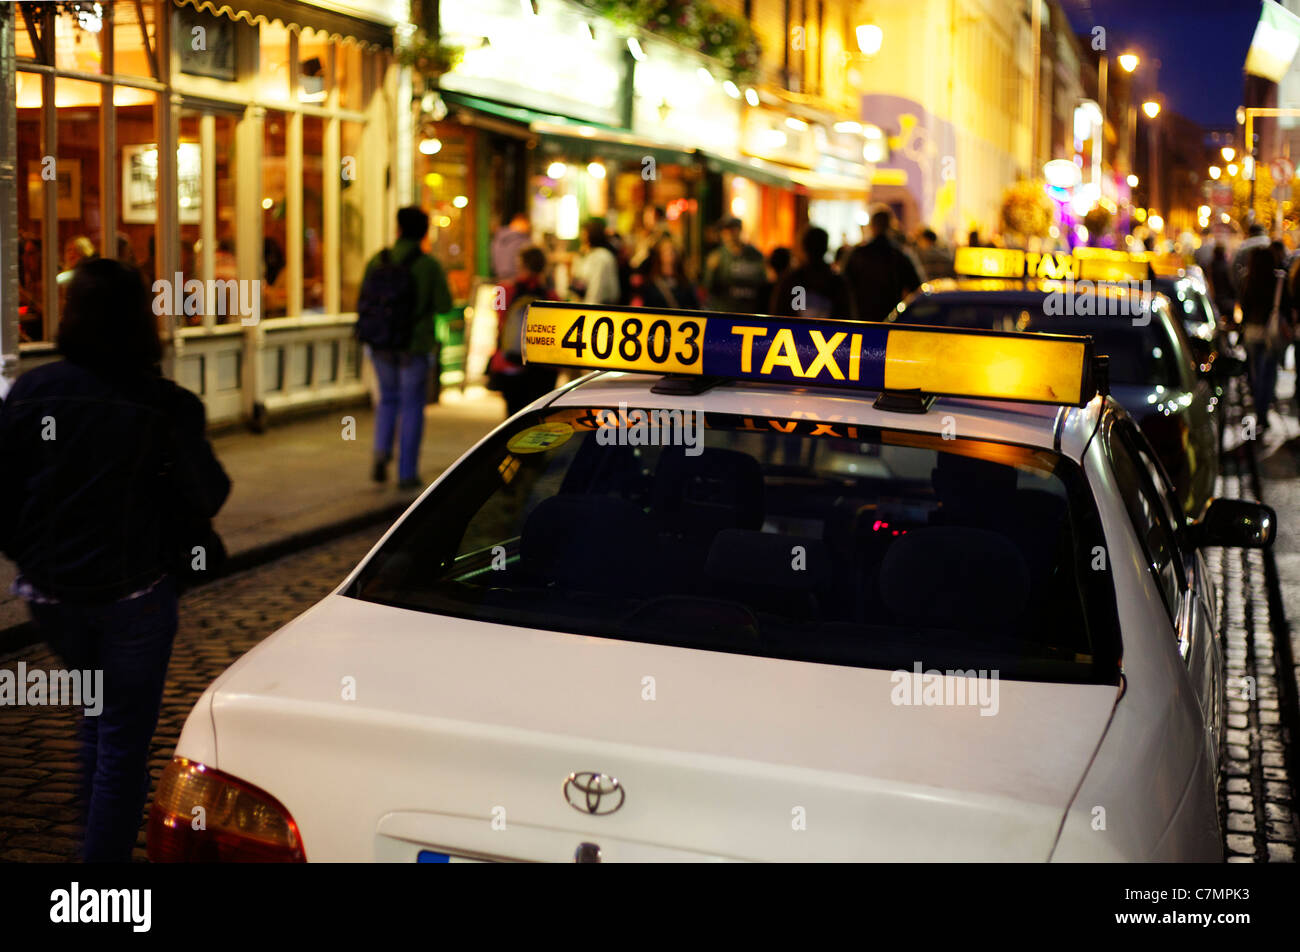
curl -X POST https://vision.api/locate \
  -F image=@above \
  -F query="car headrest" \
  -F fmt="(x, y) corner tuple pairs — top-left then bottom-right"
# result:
(521, 494), (655, 590)
(652, 447), (764, 532)
(878, 526), (1029, 630)
(650, 444), (759, 530)
(705, 529), (831, 593)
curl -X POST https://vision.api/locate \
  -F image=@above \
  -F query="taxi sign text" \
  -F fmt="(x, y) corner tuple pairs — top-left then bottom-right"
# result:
(525, 302), (1096, 407)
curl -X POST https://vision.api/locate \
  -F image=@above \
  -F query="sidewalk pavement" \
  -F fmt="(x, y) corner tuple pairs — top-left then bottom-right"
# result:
(0, 386), (507, 647)
(1257, 359), (1300, 682)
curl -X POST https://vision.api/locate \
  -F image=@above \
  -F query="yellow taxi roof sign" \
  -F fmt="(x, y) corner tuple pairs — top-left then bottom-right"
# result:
(523, 302), (1101, 407)
(955, 245), (1153, 282)
(953, 247), (1026, 279)
(954, 248), (1079, 279)
(1076, 256), (1150, 282)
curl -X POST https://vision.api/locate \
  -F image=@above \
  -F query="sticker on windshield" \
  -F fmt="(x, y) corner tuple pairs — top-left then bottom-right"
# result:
(507, 421), (574, 454)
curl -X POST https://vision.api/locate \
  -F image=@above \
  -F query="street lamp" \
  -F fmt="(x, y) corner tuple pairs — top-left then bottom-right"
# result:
(1221, 146), (1236, 162)
(1127, 174), (1139, 187)
(856, 24), (883, 55)
(1142, 100), (1161, 119)
(1118, 52), (1139, 72)
(1209, 166), (1221, 180)
(1227, 163), (1239, 177)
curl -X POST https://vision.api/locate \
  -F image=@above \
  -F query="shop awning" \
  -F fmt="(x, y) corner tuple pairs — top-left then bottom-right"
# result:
(529, 119), (697, 167)
(788, 168), (871, 200)
(439, 91), (696, 166)
(699, 151), (800, 190)
(175, 0), (394, 50)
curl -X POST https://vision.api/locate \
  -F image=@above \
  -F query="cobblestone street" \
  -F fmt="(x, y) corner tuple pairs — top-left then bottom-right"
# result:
(0, 528), (385, 862)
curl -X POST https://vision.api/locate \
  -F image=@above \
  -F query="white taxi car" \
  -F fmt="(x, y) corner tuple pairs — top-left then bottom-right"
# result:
(148, 304), (1274, 862)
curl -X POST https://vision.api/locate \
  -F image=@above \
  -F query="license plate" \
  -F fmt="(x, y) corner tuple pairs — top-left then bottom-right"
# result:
(417, 849), (483, 863)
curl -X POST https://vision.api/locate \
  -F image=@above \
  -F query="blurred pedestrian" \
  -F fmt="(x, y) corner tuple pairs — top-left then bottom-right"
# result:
(571, 218), (621, 305)
(628, 206), (669, 273)
(1239, 244), (1292, 430)
(488, 246), (559, 416)
(915, 228), (955, 280)
(491, 212), (531, 282)
(635, 235), (699, 310)
(1233, 223), (1270, 293)
(0, 258), (230, 862)
(1209, 243), (1236, 321)
(58, 236), (96, 286)
(833, 243), (853, 274)
(843, 208), (922, 321)
(762, 247), (793, 314)
(770, 227), (852, 320)
(1193, 228), (1216, 274)
(357, 206), (452, 489)
(18, 235), (43, 342)
(703, 217), (767, 312)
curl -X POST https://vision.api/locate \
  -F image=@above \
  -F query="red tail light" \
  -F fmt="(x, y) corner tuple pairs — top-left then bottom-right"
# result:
(147, 758), (306, 862)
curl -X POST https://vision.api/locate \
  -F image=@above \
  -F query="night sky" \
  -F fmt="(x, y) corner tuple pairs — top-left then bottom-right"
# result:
(1060, 0), (1266, 128)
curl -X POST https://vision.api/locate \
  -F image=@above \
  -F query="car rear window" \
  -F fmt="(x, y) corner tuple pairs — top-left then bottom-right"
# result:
(899, 297), (1183, 389)
(347, 407), (1121, 684)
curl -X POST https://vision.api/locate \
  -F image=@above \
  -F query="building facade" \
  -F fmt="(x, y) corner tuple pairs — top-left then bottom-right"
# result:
(1, 0), (406, 425)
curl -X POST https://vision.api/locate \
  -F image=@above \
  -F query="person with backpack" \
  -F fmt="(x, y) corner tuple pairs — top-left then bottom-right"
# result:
(703, 217), (767, 313)
(488, 246), (560, 417)
(355, 206), (451, 489)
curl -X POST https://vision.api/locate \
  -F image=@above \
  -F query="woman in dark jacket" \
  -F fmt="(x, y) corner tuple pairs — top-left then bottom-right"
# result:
(0, 259), (230, 862)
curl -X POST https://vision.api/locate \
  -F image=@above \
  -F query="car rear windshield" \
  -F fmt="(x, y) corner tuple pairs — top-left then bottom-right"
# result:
(899, 298), (1183, 389)
(347, 407), (1121, 684)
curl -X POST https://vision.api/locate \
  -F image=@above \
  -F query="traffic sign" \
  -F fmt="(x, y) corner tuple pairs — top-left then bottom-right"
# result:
(1270, 156), (1294, 183)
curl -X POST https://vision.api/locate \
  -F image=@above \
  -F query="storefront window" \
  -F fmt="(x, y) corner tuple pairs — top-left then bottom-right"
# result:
(302, 115), (326, 313)
(15, 3), (42, 61)
(16, 71), (47, 343)
(258, 22), (292, 102)
(337, 38), (365, 111)
(114, 87), (158, 285)
(54, 2), (106, 74)
(54, 76), (103, 317)
(298, 27), (330, 103)
(340, 120), (366, 311)
(262, 109), (289, 317)
(177, 111), (202, 325)
(214, 114), (239, 323)
(113, 0), (158, 79)
(418, 123), (472, 301)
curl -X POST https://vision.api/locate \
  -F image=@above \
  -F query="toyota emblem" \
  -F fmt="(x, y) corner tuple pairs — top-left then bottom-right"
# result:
(563, 772), (625, 815)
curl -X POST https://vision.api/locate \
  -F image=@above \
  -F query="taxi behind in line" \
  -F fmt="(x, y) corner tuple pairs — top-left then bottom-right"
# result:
(892, 247), (1243, 516)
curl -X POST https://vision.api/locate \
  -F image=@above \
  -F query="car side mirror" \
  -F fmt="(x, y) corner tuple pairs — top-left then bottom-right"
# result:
(1187, 498), (1277, 549)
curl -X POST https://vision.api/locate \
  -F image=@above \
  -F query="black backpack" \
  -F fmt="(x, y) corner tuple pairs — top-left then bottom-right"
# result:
(355, 245), (423, 350)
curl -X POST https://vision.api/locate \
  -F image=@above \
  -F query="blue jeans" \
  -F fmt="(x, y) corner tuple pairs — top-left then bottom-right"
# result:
(30, 578), (178, 862)
(371, 349), (429, 481)
(1247, 341), (1279, 426)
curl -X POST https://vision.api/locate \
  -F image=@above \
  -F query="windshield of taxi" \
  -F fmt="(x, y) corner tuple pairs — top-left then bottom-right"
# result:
(898, 297), (1183, 390)
(349, 407), (1121, 685)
